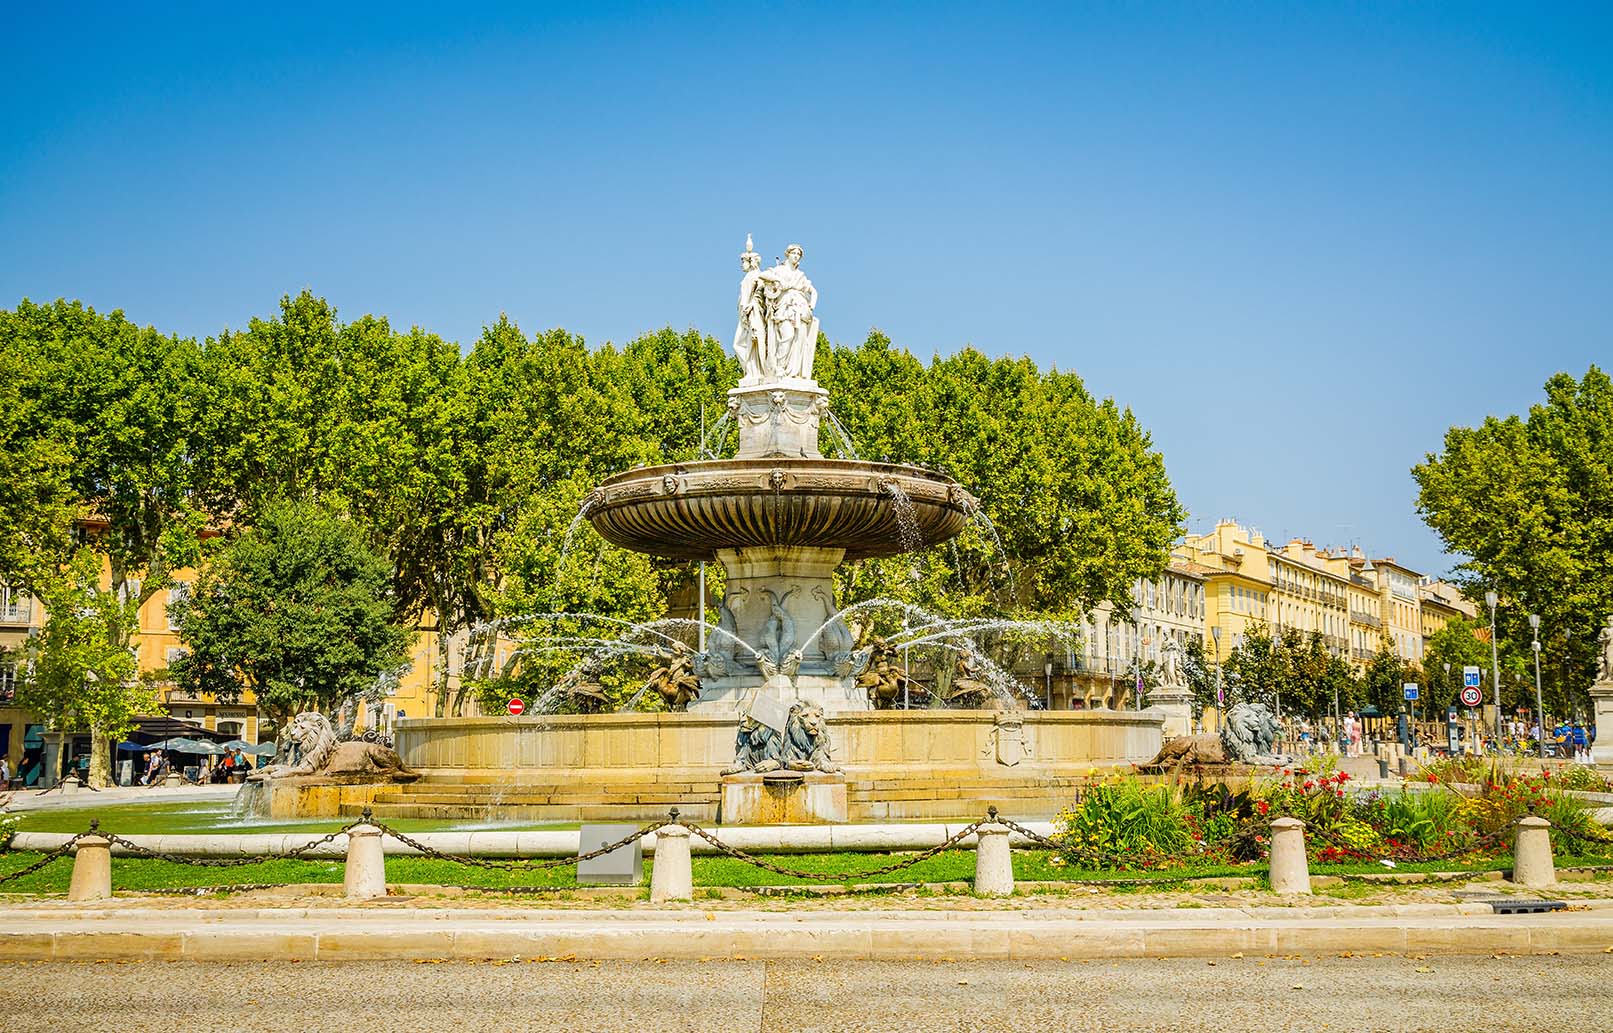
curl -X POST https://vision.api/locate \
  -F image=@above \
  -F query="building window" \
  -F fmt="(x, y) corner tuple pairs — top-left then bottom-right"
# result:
(0, 586), (31, 623)
(0, 663), (15, 702)
(166, 583), (192, 632)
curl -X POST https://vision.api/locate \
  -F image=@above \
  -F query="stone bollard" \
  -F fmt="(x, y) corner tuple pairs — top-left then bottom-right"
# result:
(67, 823), (113, 902)
(343, 812), (388, 900)
(1512, 815), (1556, 888)
(649, 819), (693, 903)
(1268, 817), (1310, 895)
(973, 813), (1014, 897)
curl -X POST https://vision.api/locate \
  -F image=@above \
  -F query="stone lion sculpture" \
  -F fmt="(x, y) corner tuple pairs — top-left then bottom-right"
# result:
(721, 702), (839, 775)
(249, 711), (419, 784)
(780, 702), (839, 773)
(1223, 700), (1280, 761)
(1142, 700), (1285, 771)
(721, 715), (782, 775)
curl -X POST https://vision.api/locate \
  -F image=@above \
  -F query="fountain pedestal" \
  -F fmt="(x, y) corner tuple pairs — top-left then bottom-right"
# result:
(692, 544), (872, 714)
(730, 380), (829, 460)
(720, 770), (848, 825)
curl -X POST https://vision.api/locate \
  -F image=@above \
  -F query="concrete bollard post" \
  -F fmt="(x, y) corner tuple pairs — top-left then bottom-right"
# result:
(974, 826), (1015, 897)
(343, 820), (388, 900)
(1512, 815), (1556, 888)
(1268, 817), (1310, 894)
(649, 823), (693, 903)
(67, 826), (113, 902)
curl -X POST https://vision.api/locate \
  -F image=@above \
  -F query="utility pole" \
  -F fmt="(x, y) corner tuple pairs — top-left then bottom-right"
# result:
(1486, 590), (1501, 748)
(1530, 613), (1545, 760)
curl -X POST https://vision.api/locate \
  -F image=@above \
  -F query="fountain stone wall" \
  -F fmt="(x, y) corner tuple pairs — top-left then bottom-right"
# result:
(373, 709), (1164, 823)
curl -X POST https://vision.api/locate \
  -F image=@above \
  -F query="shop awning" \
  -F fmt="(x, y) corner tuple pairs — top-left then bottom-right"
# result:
(127, 716), (233, 743)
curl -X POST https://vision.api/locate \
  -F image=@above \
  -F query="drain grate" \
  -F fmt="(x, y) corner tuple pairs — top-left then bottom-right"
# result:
(1487, 899), (1567, 915)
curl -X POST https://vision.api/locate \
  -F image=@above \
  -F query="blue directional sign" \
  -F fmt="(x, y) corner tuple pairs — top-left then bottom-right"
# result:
(1402, 683), (1419, 701)
(1463, 666), (1482, 689)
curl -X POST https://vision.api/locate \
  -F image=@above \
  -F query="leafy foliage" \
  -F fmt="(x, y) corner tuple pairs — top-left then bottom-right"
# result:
(1413, 366), (1613, 713)
(170, 500), (413, 723)
(1, 296), (1186, 720)
(2, 549), (160, 786)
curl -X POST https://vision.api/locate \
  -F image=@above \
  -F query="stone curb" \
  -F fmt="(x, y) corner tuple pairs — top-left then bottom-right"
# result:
(1, 907), (1611, 961)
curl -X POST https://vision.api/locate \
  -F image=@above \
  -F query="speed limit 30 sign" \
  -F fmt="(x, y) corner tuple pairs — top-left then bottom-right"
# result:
(1460, 686), (1483, 708)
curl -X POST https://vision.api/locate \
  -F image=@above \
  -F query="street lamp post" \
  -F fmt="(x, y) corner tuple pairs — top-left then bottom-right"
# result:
(1210, 626), (1223, 733)
(1529, 613), (1545, 760)
(1485, 590), (1502, 748)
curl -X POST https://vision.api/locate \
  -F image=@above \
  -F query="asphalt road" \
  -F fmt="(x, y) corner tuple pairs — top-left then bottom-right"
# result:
(3, 954), (1609, 1033)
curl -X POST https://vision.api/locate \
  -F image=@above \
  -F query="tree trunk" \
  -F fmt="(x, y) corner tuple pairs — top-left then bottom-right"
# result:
(433, 622), (451, 718)
(88, 725), (112, 788)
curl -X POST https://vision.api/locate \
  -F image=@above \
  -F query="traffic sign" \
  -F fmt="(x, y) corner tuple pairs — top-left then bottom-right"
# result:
(1463, 666), (1482, 689)
(1402, 683), (1419, 701)
(1460, 685), (1483, 708)
(507, 697), (525, 716)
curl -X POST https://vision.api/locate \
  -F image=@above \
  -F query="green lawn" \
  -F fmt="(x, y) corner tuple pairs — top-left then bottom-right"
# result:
(7, 846), (1608, 896)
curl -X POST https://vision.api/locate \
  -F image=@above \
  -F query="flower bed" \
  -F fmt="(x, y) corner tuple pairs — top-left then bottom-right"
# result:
(1053, 763), (1613, 871)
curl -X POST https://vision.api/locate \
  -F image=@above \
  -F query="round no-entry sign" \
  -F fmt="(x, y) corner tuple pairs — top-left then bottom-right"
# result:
(507, 698), (525, 716)
(1460, 686), (1483, 708)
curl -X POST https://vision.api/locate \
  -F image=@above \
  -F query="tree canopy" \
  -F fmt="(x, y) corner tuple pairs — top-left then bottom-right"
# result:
(1413, 366), (1613, 711)
(1, 293), (1186, 719)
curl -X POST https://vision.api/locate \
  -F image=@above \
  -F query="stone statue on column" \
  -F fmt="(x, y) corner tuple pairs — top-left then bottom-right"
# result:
(732, 237), (819, 384)
(733, 235), (767, 380)
(758, 244), (819, 381)
(1599, 613), (1613, 683)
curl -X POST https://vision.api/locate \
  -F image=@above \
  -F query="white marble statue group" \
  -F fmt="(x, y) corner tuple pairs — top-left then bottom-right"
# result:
(734, 235), (819, 383)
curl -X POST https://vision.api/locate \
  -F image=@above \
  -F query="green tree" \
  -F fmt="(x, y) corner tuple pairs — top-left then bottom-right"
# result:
(3, 550), (159, 787)
(1414, 366), (1613, 714)
(0, 319), (76, 591)
(171, 501), (413, 725)
(1359, 647), (1413, 718)
(1181, 636), (1218, 719)
(820, 334), (1185, 619)
(1221, 625), (1286, 710)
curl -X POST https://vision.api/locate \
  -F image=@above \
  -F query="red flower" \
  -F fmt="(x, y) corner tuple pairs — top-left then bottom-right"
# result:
(1256, 800), (1270, 816)
(1303, 781), (1315, 791)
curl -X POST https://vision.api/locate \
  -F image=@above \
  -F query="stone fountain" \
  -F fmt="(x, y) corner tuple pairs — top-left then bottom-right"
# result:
(270, 238), (1166, 827)
(583, 237), (980, 819)
(586, 247), (973, 715)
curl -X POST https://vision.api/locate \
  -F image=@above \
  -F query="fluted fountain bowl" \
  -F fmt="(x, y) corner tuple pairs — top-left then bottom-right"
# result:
(586, 458), (975, 561)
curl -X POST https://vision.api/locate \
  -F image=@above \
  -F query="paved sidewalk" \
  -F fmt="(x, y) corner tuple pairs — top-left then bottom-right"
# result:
(3, 901), (1611, 961)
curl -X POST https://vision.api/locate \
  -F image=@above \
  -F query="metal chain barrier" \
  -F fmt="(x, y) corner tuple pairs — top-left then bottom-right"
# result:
(364, 809), (673, 872)
(684, 813), (991, 881)
(989, 807), (1264, 886)
(0, 831), (96, 887)
(97, 818), (365, 868)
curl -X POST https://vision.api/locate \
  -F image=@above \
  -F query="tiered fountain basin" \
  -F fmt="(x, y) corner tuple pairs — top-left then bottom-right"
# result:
(590, 458), (976, 713)
(588, 458), (973, 561)
(319, 710), (1164, 824)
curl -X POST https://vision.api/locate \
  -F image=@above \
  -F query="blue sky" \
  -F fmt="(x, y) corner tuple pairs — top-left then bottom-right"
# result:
(3, 3), (1609, 577)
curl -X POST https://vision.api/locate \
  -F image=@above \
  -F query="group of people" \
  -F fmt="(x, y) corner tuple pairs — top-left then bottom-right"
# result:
(1292, 714), (1367, 756)
(139, 745), (253, 785)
